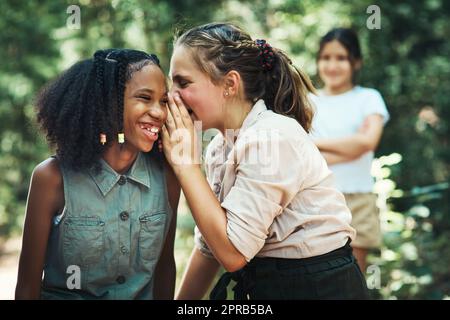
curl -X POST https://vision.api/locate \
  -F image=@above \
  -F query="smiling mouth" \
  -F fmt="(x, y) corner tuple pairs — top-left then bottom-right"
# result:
(138, 122), (160, 141)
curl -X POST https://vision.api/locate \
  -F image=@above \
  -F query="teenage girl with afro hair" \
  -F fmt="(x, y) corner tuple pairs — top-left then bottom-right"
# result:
(15, 49), (180, 300)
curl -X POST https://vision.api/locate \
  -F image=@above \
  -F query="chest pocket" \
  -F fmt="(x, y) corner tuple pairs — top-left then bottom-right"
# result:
(138, 210), (167, 270)
(62, 215), (105, 267)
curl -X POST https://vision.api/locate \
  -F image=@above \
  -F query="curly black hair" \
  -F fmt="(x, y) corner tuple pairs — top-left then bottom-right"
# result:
(36, 49), (161, 171)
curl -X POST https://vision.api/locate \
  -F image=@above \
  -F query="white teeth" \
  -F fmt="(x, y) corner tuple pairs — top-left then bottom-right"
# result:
(139, 124), (159, 133)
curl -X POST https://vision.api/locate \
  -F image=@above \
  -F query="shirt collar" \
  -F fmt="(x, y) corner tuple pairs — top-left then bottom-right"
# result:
(222, 99), (268, 147)
(240, 99), (268, 132)
(208, 99), (268, 165)
(89, 152), (151, 197)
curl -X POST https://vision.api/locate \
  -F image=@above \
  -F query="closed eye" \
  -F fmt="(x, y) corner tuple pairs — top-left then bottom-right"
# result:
(173, 75), (191, 89)
(178, 80), (190, 88)
(137, 95), (151, 101)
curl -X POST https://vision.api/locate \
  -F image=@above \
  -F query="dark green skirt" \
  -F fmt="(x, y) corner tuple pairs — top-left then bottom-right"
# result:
(210, 241), (370, 300)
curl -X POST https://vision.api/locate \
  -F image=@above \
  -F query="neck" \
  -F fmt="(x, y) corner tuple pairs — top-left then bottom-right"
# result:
(219, 99), (253, 138)
(102, 143), (139, 175)
(324, 82), (354, 95)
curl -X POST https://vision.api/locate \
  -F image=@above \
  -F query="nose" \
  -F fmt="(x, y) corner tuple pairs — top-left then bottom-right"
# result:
(328, 58), (342, 71)
(148, 103), (167, 122)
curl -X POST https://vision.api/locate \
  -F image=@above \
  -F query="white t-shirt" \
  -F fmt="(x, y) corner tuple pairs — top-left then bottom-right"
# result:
(309, 86), (389, 193)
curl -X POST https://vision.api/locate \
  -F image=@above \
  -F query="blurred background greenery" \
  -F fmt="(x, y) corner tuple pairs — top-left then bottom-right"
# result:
(0, 0), (449, 299)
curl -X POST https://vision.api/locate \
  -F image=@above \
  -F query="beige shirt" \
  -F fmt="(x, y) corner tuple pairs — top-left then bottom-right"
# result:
(195, 100), (356, 262)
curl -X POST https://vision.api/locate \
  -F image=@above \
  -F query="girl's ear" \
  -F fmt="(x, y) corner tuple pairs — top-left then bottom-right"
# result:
(223, 70), (241, 97)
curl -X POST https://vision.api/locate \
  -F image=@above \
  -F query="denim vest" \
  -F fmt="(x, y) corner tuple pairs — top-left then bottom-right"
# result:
(41, 152), (172, 299)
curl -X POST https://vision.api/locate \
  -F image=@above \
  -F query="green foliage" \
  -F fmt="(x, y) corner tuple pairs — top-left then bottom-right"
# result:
(0, 0), (63, 236)
(371, 155), (449, 299)
(348, 0), (450, 189)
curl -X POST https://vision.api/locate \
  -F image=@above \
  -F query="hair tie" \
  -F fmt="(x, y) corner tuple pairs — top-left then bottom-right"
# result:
(255, 39), (275, 71)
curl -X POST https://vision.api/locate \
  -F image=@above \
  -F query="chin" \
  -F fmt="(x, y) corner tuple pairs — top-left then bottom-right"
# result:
(328, 78), (346, 87)
(139, 142), (155, 153)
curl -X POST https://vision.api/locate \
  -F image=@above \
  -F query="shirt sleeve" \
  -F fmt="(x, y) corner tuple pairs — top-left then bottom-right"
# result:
(363, 89), (390, 125)
(221, 127), (307, 262)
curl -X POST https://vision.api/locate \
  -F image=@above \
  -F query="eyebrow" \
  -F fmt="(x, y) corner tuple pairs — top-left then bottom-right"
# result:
(134, 88), (154, 95)
(172, 74), (190, 82)
(134, 88), (169, 99)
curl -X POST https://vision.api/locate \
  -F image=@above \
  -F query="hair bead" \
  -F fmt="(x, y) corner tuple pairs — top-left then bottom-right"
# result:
(118, 133), (125, 144)
(100, 133), (107, 145)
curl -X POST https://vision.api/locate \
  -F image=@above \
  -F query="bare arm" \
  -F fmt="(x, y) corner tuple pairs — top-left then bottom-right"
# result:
(173, 167), (247, 272)
(320, 151), (356, 165)
(15, 158), (64, 300)
(153, 161), (181, 299)
(314, 114), (385, 159)
(176, 248), (221, 300)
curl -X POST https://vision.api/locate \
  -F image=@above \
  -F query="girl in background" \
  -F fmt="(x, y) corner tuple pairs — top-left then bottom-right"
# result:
(15, 49), (179, 299)
(310, 28), (390, 272)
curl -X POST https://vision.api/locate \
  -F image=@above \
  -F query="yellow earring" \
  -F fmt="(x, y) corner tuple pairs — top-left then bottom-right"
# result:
(118, 133), (125, 144)
(100, 133), (107, 145)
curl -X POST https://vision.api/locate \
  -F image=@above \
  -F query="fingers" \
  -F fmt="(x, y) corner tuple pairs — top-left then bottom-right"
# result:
(161, 124), (170, 143)
(161, 124), (174, 164)
(165, 102), (176, 136)
(167, 93), (185, 130)
(173, 94), (194, 130)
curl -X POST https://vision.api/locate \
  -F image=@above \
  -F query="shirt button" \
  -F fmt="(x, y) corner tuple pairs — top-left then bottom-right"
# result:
(119, 211), (129, 221)
(214, 183), (221, 194)
(116, 275), (126, 284)
(118, 176), (127, 185)
(120, 245), (128, 255)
